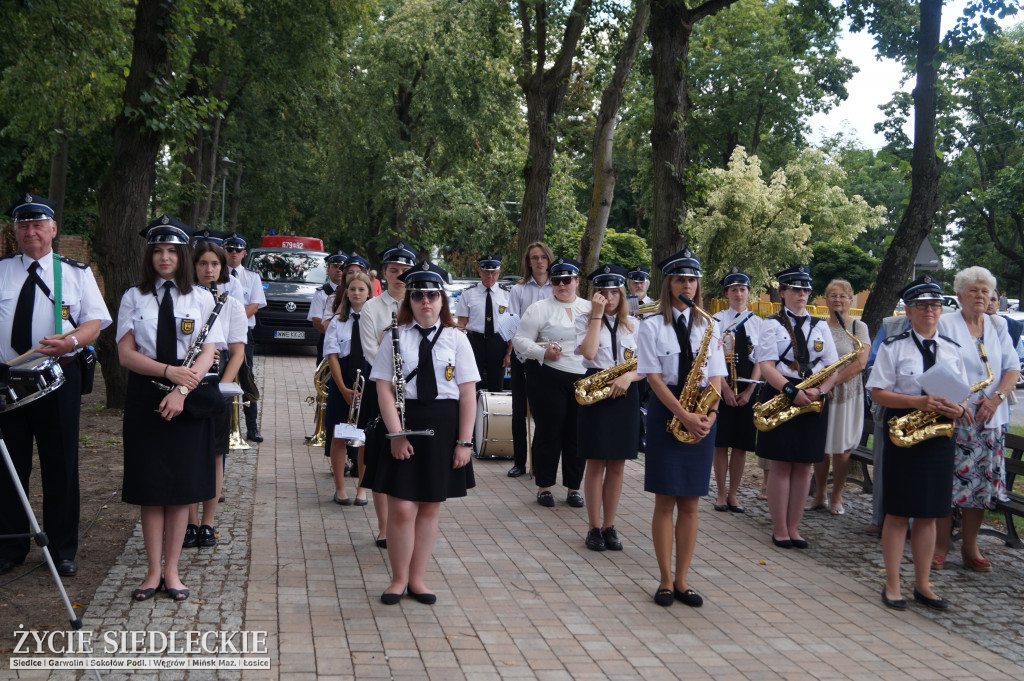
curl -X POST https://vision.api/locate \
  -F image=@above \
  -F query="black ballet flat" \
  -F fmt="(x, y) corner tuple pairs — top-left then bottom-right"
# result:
(380, 589), (404, 605)
(353, 497), (368, 506)
(407, 588), (437, 605)
(771, 534), (793, 549)
(131, 578), (164, 602)
(881, 588), (907, 610)
(375, 536), (387, 549)
(791, 538), (809, 549)
(653, 588), (674, 607)
(913, 589), (949, 610)
(727, 504), (745, 513)
(674, 588), (703, 608)
(166, 586), (190, 602)
(713, 504), (729, 512)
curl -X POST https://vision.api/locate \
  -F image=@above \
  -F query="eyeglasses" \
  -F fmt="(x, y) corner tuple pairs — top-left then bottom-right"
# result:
(909, 301), (942, 310)
(825, 294), (850, 300)
(551, 276), (576, 286)
(224, 246), (244, 253)
(410, 290), (442, 301)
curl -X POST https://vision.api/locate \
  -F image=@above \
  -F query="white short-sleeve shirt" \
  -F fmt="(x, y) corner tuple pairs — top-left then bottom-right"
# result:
(573, 312), (638, 370)
(636, 307), (727, 386)
(756, 310), (838, 380)
(116, 282), (224, 358)
(370, 323), (480, 400)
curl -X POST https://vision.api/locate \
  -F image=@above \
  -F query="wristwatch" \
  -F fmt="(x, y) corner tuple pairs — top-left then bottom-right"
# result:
(69, 335), (79, 352)
(455, 440), (473, 448)
(178, 385), (190, 396)
(994, 390), (1005, 402)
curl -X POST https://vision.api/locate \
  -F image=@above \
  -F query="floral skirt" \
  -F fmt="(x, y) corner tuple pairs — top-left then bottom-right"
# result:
(951, 424), (1010, 510)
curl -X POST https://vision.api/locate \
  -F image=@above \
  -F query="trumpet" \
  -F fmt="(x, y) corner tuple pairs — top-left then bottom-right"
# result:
(346, 370), (365, 447)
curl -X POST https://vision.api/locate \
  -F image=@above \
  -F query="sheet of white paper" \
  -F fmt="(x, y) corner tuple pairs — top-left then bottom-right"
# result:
(218, 382), (243, 396)
(497, 312), (520, 342)
(916, 362), (971, 404)
(334, 423), (365, 440)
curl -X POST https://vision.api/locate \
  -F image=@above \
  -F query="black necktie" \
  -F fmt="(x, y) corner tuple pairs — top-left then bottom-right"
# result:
(484, 288), (494, 338)
(417, 326), (438, 402)
(922, 339), (936, 371)
(347, 313), (364, 384)
(674, 312), (694, 387)
(231, 269), (238, 278)
(156, 281), (177, 363)
(603, 315), (619, 363)
(11, 262), (40, 354)
(790, 313), (810, 376)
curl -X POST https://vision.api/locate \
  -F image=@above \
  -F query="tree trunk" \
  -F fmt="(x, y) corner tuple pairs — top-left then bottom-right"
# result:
(860, 0), (942, 336)
(578, 0), (651, 298)
(515, 0), (592, 266)
(177, 47), (211, 228)
(197, 114), (223, 228)
(228, 164), (242, 232)
(48, 125), (69, 248)
(647, 0), (740, 290)
(94, 0), (176, 409)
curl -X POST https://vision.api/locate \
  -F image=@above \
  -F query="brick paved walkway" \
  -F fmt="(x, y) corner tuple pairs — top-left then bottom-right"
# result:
(7, 351), (1023, 680)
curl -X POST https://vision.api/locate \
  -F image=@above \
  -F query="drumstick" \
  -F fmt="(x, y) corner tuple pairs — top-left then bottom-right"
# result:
(8, 327), (82, 365)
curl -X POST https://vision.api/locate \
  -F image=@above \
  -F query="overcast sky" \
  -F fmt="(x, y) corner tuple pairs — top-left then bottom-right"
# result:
(806, 1), (1021, 151)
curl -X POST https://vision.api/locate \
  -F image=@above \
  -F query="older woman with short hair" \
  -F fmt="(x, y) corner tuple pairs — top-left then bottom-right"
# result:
(935, 266), (1019, 572)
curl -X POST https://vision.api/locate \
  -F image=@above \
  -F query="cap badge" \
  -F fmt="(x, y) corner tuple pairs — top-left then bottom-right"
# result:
(421, 261), (429, 271)
(557, 258), (564, 265)
(23, 193), (32, 203)
(603, 265), (610, 274)
(161, 215), (169, 225)
(731, 267), (739, 274)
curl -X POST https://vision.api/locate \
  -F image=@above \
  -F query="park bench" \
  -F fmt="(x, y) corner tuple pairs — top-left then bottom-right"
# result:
(978, 432), (1024, 548)
(847, 416), (875, 493)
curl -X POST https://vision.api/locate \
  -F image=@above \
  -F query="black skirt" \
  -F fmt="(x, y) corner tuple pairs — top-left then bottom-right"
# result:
(214, 394), (232, 457)
(882, 407), (955, 518)
(754, 385), (828, 464)
(715, 398), (757, 451)
(577, 368), (639, 460)
(371, 399), (475, 503)
(122, 371), (215, 506)
(644, 389), (716, 496)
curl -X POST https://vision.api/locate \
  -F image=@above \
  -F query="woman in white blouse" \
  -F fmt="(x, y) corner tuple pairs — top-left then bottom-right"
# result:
(935, 266), (1019, 572)
(575, 265), (641, 551)
(513, 257), (591, 508)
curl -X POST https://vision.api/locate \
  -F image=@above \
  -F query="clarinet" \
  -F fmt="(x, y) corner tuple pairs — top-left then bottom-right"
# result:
(152, 288), (228, 392)
(384, 311), (435, 440)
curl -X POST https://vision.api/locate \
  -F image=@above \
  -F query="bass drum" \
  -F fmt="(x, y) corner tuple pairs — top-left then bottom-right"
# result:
(474, 391), (514, 459)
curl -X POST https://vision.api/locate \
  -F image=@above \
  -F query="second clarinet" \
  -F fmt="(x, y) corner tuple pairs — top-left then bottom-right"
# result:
(384, 311), (435, 440)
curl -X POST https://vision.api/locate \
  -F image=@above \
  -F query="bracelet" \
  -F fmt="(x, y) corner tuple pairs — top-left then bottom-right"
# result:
(455, 440), (473, 448)
(591, 316), (602, 321)
(708, 409), (719, 416)
(782, 381), (800, 398)
(162, 364), (168, 378)
(960, 405), (966, 418)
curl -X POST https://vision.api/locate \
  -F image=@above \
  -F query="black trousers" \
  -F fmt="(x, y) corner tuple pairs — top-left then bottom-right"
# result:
(468, 331), (506, 393)
(243, 329), (258, 430)
(526, 362), (584, 489)
(0, 360), (82, 563)
(510, 354), (529, 468)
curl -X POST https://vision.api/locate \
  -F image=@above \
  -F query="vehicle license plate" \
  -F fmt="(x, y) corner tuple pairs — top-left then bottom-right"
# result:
(274, 330), (305, 339)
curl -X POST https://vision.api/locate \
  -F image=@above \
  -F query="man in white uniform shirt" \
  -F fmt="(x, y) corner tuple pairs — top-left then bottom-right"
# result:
(457, 254), (510, 392)
(310, 250), (346, 363)
(0, 193), (112, 577)
(223, 232), (267, 442)
(627, 266), (654, 305)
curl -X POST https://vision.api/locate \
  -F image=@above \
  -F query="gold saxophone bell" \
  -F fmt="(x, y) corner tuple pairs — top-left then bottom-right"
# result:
(667, 297), (721, 443)
(305, 359), (331, 447)
(887, 342), (993, 447)
(575, 358), (638, 405)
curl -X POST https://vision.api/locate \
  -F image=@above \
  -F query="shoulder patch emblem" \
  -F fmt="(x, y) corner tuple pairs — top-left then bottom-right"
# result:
(813, 339), (823, 352)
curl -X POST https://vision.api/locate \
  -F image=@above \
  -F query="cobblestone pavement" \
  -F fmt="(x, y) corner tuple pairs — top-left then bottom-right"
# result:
(6, 352), (1023, 680)
(722, 473), (1024, 665)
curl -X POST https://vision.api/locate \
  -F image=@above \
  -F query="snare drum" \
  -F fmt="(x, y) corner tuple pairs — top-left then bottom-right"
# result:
(474, 391), (513, 458)
(1, 355), (65, 412)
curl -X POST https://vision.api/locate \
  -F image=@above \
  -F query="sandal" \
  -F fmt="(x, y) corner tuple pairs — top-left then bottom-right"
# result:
(131, 578), (164, 602)
(166, 586), (190, 602)
(830, 503), (845, 516)
(931, 554), (946, 570)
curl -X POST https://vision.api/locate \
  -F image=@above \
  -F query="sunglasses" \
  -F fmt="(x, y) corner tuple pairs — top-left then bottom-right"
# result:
(551, 275), (576, 286)
(224, 246), (244, 253)
(410, 290), (442, 302)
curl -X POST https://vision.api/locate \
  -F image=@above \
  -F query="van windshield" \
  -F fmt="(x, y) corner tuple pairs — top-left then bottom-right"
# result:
(248, 252), (327, 284)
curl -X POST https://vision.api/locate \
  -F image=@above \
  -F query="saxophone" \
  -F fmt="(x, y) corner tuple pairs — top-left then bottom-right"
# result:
(667, 296), (722, 443)
(574, 357), (638, 405)
(888, 342), (993, 447)
(752, 311), (864, 432)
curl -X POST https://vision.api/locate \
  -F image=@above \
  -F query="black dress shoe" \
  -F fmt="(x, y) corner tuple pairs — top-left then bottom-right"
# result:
(507, 465), (525, 477)
(247, 429), (263, 443)
(728, 504), (745, 513)
(182, 524), (199, 548)
(566, 491), (585, 508)
(771, 534), (793, 549)
(198, 525), (217, 547)
(380, 590), (404, 605)
(602, 526), (622, 551)
(881, 588), (907, 610)
(537, 490), (555, 507)
(407, 588), (437, 605)
(674, 588), (703, 607)
(585, 527), (606, 551)
(653, 588), (674, 607)
(713, 504), (729, 512)
(56, 560), (78, 577)
(0, 557), (24, 575)
(913, 589), (949, 610)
